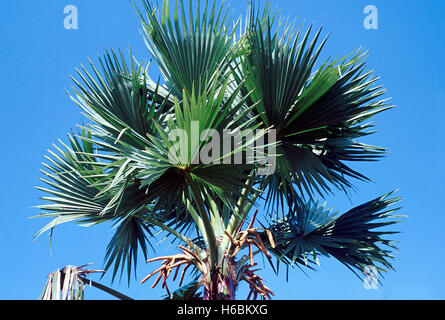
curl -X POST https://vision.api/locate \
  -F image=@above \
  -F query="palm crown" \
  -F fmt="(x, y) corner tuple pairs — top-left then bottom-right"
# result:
(34, 0), (402, 300)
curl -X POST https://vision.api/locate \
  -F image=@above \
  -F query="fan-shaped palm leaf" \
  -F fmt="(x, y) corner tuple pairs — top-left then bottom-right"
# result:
(241, 14), (392, 209)
(260, 191), (403, 280)
(137, 0), (240, 99)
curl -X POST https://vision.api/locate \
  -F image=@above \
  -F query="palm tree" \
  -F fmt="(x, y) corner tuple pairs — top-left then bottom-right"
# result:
(34, 0), (403, 300)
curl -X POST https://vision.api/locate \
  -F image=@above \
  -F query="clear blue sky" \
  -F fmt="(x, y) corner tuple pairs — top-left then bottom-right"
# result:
(1, 0), (444, 300)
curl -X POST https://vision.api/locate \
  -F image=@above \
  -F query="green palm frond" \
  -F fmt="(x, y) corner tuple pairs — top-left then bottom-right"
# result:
(242, 13), (392, 207)
(245, 20), (328, 128)
(137, 0), (239, 98)
(33, 129), (159, 283)
(261, 191), (403, 281)
(33, 129), (112, 239)
(162, 279), (202, 300)
(103, 215), (154, 283)
(121, 78), (267, 215)
(70, 48), (173, 150)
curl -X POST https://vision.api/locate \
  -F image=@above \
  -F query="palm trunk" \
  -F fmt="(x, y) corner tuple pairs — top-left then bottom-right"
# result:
(203, 265), (237, 300)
